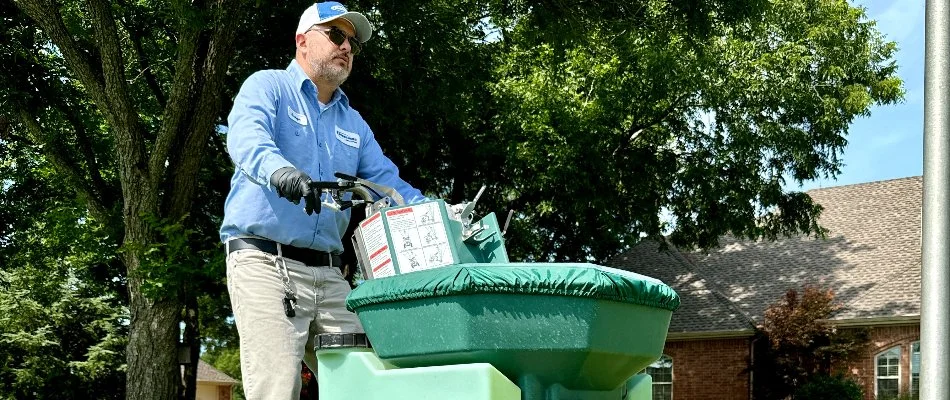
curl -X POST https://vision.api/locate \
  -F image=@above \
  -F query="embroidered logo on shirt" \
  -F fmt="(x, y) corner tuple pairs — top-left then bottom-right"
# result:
(287, 107), (308, 126)
(335, 126), (360, 148)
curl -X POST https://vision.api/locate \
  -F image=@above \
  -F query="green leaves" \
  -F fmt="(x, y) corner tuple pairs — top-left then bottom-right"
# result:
(123, 213), (224, 300)
(331, 0), (904, 260)
(0, 138), (126, 398)
(477, 0), (902, 256)
(0, 246), (126, 400)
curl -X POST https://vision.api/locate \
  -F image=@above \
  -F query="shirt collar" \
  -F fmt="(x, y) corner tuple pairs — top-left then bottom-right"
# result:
(288, 60), (351, 109)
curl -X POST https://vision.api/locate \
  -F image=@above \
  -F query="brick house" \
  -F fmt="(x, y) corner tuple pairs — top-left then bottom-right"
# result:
(609, 176), (922, 400)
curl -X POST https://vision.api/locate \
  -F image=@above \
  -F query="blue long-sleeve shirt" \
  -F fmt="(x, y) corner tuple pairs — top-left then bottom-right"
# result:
(220, 60), (425, 253)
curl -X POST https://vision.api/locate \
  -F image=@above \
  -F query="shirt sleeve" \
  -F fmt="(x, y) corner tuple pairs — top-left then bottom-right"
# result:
(356, 122), (427, 204)
(226, 71), (294, 189)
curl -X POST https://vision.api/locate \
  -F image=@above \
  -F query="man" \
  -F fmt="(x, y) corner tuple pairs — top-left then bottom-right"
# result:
(220, 2), (425, 398)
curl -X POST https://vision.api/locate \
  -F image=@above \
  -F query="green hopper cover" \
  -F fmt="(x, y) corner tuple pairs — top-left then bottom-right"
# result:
(346, 263), (680, 312)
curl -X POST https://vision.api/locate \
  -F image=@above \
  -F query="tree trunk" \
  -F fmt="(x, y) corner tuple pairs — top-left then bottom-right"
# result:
(125, 254), (183, 400)
(122, 172), (181, 400)
(10, 1), (248, 398)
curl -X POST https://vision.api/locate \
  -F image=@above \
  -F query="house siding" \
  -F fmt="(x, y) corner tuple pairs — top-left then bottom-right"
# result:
(835, 324), (920, 400)
(657, 325), (920, 400)
(196, 383), (235, 400)
(662, 338), (751, 400)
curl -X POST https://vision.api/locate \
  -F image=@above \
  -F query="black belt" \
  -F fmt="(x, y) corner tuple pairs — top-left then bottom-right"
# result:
(228, 238), (342, 267)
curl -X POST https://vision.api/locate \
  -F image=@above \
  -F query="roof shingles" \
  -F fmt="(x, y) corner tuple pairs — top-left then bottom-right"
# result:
(609, 176), (922, 333)
(196, 359), (239, 385)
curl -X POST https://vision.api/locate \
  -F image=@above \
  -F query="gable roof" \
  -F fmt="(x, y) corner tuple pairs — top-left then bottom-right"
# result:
(611, 242), (755, 336)
(609, 176), (922, 334)
(197, 359), (239, 385)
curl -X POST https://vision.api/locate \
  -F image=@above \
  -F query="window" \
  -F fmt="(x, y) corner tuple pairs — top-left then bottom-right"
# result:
(911, 341), (920, 398)
(646, 355), (673, 400)
(876, 346), (901, 399)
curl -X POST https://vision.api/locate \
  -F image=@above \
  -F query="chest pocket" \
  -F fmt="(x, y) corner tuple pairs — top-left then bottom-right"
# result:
(275, 105), (314, 167)
(331, 126), (360, 176)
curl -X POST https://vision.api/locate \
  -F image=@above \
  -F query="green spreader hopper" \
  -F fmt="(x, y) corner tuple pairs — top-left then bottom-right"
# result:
(307, 183), (680, 400)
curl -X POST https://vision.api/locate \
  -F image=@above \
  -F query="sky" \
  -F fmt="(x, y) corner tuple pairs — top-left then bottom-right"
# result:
(796, 0), (926, 191)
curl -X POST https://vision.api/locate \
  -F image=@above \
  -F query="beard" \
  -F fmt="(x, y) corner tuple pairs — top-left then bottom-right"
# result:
(309, 52), (350, 87)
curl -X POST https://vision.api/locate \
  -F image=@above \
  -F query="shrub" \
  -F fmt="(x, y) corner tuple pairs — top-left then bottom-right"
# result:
(793, 374), (863, 400)
(755, 286), (870, 399)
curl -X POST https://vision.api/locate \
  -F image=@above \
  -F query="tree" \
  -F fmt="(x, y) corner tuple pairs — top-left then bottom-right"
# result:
(0, 137), (126, 398)
(492, 0), (901, 259)
(3, 0), (248, 398)
(755, 286), (869, 399)
(343, 0), (902, 260)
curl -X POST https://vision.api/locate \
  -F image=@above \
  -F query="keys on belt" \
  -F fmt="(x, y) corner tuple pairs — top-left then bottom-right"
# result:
(226, 237), (346, 319)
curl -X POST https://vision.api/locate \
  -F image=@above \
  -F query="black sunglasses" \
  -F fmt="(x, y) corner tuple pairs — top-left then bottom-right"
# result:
(306, 25), (362, 55)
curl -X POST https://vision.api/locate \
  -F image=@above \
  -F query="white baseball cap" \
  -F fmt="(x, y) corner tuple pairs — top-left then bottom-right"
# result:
(295, 1), (373, 43)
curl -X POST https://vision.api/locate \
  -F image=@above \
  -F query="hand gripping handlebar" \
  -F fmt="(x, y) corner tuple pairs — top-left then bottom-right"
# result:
(307, 172), (405, 214)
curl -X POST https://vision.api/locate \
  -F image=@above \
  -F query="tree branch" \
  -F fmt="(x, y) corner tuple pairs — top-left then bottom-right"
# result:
(611, 93), (691, 157)
(0, 130), (33, 146)
(54, 101), (117, 207)
(149, 1), (206, 189)
(12, 0), (109, 109)
(81, 0), (155, 222)
(159, 0), (247, 218)
(16, 0), (151, 210)
(5, 35), (123, 222)
(0, 116), (32, 144)
(14, 106), (111, 220)
(120, 11), (168, 109)
(86, 0), (146, 140)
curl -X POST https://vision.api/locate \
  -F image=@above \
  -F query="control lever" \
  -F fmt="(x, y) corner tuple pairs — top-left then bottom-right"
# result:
(334, 172), (405, 206)
(308, 173), (404, 215)
(453, 185), (487, 241)
(458, 185), (486, 226)
(502, 209), (514, 236)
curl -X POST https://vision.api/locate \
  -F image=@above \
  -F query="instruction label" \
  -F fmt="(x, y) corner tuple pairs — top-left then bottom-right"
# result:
(385, 202), (454, 273)
(358, 212), (395, 278)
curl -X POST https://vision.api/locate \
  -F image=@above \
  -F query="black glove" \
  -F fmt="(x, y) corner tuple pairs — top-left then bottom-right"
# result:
(270, 167), (320, 215)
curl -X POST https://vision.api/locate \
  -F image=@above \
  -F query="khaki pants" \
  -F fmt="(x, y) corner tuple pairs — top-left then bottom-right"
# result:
(226, 247), (363, 400)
